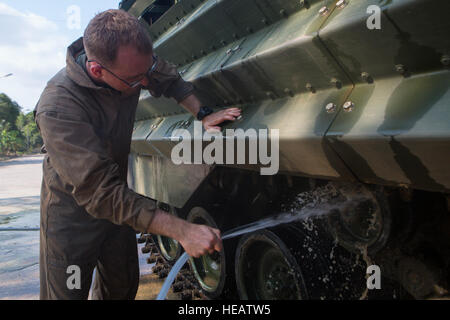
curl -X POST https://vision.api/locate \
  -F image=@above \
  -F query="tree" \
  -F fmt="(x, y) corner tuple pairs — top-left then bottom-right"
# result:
(0, 93), (42, 155)
(0, 93), (21, 131)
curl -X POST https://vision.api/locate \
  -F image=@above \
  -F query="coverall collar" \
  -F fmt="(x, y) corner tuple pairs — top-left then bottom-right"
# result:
(66, 37), (122, 96)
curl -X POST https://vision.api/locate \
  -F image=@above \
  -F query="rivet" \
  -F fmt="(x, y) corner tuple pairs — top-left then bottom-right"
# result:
(284, 88), (294, 97)
(319, 6), (329, 16)
(361, 72), (373, 83)
(299, 0), (310, 9)
(246, 27), (253, 33)
(266, 91), (276, 100)
(262, 19), (269, 25)
(440, 55), (450, 66)
(330, 78), (342, 89)
(280, 9), (287, 17)
(343, 101), (355, 112)
(336, 0), (347, 9)
(395, 64), (406, 74)
(326, 103), (337, 114)
(306, 83), (316, 93)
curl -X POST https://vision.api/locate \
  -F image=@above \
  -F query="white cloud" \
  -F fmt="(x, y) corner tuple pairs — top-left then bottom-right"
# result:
(0, 2), (71, 111)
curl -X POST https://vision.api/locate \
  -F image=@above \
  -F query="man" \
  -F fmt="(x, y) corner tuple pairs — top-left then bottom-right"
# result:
(35, 9), (241, 300)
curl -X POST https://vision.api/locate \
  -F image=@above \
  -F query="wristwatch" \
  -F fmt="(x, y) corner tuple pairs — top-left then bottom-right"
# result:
(196, 106), (214, 121)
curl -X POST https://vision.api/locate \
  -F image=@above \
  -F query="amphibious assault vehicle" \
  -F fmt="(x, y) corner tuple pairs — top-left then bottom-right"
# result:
(121, 0), (450, 299)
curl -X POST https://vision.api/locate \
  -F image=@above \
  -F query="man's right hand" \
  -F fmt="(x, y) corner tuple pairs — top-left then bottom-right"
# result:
(179, 223), (222, 258)
(147, 209), (222, 259)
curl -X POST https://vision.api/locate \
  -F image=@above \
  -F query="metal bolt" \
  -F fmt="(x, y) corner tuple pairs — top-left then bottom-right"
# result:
(284, 88), (294, 97)
(266, 91), (276, 100)
(326, 103), (337, 114)
(280, 9), (287, 17)
(336, 0), (347, 9)
(343, 101), (355, 112)
(361, 72), (373, 83)
(306, 83), (316, 93)
(330, 78), (342, 89)
(141, 246), (151, 254)
(319, 6), (329, 16)
(440, 55), (450, 66)
(395, 64), (406, 74)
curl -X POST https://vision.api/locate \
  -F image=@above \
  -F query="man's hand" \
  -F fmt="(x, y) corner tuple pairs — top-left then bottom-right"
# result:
(147, 209), (222, 259)
(202, 108), (242, 133)
(179, 223), (223, 258)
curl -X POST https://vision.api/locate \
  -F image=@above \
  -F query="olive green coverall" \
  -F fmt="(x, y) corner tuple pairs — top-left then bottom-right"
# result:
(35, 38), (194, 300)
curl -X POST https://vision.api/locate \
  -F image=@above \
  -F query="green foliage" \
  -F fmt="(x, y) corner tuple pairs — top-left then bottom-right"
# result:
(0, 93), (42, 155)
(0, 93), (21, 131)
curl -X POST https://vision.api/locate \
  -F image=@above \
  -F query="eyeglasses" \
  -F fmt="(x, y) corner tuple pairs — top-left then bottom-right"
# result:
(87, 55), (158, 88)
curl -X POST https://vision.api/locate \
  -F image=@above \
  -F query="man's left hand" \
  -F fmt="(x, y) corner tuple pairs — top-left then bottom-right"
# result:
(202, 108), (242, 132)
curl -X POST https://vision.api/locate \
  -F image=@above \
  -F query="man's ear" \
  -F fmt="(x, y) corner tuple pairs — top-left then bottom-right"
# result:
(89, 62), (103, 78)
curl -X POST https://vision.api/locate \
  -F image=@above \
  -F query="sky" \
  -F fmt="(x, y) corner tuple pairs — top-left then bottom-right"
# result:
(0, 1), (121, 112)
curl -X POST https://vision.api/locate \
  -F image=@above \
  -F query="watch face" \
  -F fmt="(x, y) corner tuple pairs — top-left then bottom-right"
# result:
(198, 107), (213, 121)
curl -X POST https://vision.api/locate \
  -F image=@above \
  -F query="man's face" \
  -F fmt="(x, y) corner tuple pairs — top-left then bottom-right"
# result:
(91, 45), (153, 95)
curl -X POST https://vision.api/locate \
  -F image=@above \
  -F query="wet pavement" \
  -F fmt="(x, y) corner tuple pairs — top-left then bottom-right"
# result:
(0, 155), (43, 300)
(0, 155), (161, 300)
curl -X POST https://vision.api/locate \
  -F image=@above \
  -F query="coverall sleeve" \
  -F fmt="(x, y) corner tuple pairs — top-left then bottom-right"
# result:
(36, 109), (156, 233)
(145, 56), (195, 103)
